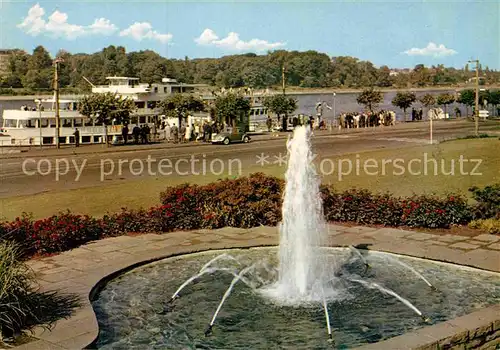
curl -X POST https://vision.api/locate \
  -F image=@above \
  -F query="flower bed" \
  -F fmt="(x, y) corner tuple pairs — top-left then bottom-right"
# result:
(0, 173), (498, 260)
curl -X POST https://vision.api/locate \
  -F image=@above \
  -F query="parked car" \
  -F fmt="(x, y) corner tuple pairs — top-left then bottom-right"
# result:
(212, 131), (251, 145)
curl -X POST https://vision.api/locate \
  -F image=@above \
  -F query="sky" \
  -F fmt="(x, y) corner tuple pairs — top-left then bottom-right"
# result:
(0, 0), (498, 69)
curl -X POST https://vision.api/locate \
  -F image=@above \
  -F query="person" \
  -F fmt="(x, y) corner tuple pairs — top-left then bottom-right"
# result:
(171, 124), (179, 143)
(266, 117), (273, 132)
(194, 122), (201, 141)
(164, 123), (171, 142)
(191, 123), (196, 141)
(206, 122), (213, 142)
(151, 122), (157, 143)
(180, 124), (186, 143)
(122, 124), (129, 145)
(132, 125), (141, 144)
(144, 124), (150, 143)
(73, 128), (80, 147)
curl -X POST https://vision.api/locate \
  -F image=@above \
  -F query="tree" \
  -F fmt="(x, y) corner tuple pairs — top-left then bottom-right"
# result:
(457, 89), (475, 116)
(27, 46), (52, 71)
(356, 87), (383, 113)
(487, 90), (500, 116)
(391, 91), (417, 121)
(436, 93), (456, 117)
(376, 65), (393, 87)
(263, 94), (298, 131)
(214, 93), (251, 131)
(78, 92), (135, 144)
(159, 93), (205, 128)
(419, 94), (436, 119)
(419, 94), (435, 108)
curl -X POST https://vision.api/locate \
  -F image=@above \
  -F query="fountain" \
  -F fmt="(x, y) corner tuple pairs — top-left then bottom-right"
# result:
(91, 125), (500, 349)
(261, 125), (332, 304)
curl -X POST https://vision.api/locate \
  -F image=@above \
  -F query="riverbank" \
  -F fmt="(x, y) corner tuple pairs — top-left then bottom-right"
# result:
(1, 84), (499, 100)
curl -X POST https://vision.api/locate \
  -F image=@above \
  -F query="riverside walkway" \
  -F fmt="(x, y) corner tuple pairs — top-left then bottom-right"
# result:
(13, 224), (500, 350)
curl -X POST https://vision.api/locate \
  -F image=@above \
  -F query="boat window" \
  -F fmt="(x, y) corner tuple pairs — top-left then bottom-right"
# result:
(74, 118), (83, 127)
(84, 118), (93, 126)
(135, 101), (145, 109)
(139, 116), (146, 124)
(49, 119), (56, 128)
(147, 101), (157, 109)
(4, 119), (17, 127)
(164, 87), (168, 93)
(19, 119), (36, 128)
(131, 116), (138, 124)
(62, 119), (72, 127)
(38, 119), (49, 128)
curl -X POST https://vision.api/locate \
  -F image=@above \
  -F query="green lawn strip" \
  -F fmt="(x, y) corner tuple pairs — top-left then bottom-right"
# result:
(0, 139), (498, 220)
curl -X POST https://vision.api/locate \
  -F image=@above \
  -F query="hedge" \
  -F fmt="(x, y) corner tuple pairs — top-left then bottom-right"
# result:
(0, 173), (498, 260)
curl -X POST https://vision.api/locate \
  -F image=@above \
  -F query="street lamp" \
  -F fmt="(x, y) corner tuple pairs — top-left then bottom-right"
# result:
(53, 57), (64, 148)
(467, 59), (480, 136)
(333, 92), (336, 128)
(35, 99), (42, 149)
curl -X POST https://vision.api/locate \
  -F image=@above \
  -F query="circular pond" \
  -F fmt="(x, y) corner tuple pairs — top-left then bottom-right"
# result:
(91, 247), (500, 349)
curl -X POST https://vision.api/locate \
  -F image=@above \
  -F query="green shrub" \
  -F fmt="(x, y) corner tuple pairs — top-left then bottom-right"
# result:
(0, 242), (35, 340)
(0, 242), (80, 342)
(468, 219), (500, 234)
(469, 184), (500, 219)
(160, 173), (284, 229)
(1, 175), (497, 259)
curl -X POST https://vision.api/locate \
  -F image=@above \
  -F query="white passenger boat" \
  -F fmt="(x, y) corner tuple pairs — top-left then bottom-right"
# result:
(0, 76), (274, 146)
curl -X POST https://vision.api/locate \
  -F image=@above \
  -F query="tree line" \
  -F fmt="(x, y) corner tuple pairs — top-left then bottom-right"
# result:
(356, 88), (500, 119)
(1, 45), (499, 95)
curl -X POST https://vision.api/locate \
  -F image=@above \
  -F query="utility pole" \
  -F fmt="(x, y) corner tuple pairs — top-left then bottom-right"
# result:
(54, 57), (64, 148)
(468, 59), (480, 136)
(282, 65), (286, 95)
(36, 99), (42, 149)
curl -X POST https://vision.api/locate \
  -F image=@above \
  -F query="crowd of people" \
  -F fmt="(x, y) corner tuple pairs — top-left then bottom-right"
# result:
(119, 120), (229, 145)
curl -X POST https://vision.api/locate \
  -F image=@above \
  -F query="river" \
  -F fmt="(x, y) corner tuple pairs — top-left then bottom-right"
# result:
(0, 88), (470, 123)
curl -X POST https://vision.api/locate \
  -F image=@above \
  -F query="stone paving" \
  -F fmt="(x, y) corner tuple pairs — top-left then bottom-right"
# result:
(11, 225), (500, 350)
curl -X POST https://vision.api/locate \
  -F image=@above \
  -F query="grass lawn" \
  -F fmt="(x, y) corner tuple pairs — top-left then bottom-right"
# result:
(1, 138), (498, 221)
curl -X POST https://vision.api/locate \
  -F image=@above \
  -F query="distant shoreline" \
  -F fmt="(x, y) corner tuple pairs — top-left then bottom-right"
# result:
(0, 84), (498, 101)
(282, 84), (500, 95)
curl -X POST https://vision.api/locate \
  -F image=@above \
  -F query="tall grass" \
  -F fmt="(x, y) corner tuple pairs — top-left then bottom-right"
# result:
(0, 241), (80, 342)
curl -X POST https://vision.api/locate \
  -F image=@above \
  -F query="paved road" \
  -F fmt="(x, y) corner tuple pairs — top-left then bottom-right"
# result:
(0, 120), (498, 198)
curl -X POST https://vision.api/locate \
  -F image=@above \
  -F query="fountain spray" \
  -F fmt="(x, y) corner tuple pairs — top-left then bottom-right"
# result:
(387, 257), (436, 291)
(348, 246), (370, 269)
(349, 278), (431, 322)
(206, 265), (256, 336)
(267, 125), (329, 303)
(321, 287), (334, 342)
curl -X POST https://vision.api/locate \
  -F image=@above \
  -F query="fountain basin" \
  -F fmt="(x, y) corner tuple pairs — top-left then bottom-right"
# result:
(90, 247), (500, 349)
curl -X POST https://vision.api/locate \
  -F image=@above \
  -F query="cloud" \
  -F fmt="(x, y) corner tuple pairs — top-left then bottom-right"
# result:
(44, 10), (86, 38)
(403, 42), (457, 57)
(195, 28), (285, 52)
(195, 28), (219, 45)
(17, 3), (47, 35)
(119, 22), (173, 43)
(17, 3), (117, 39)
(88, 18), (118, 35)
